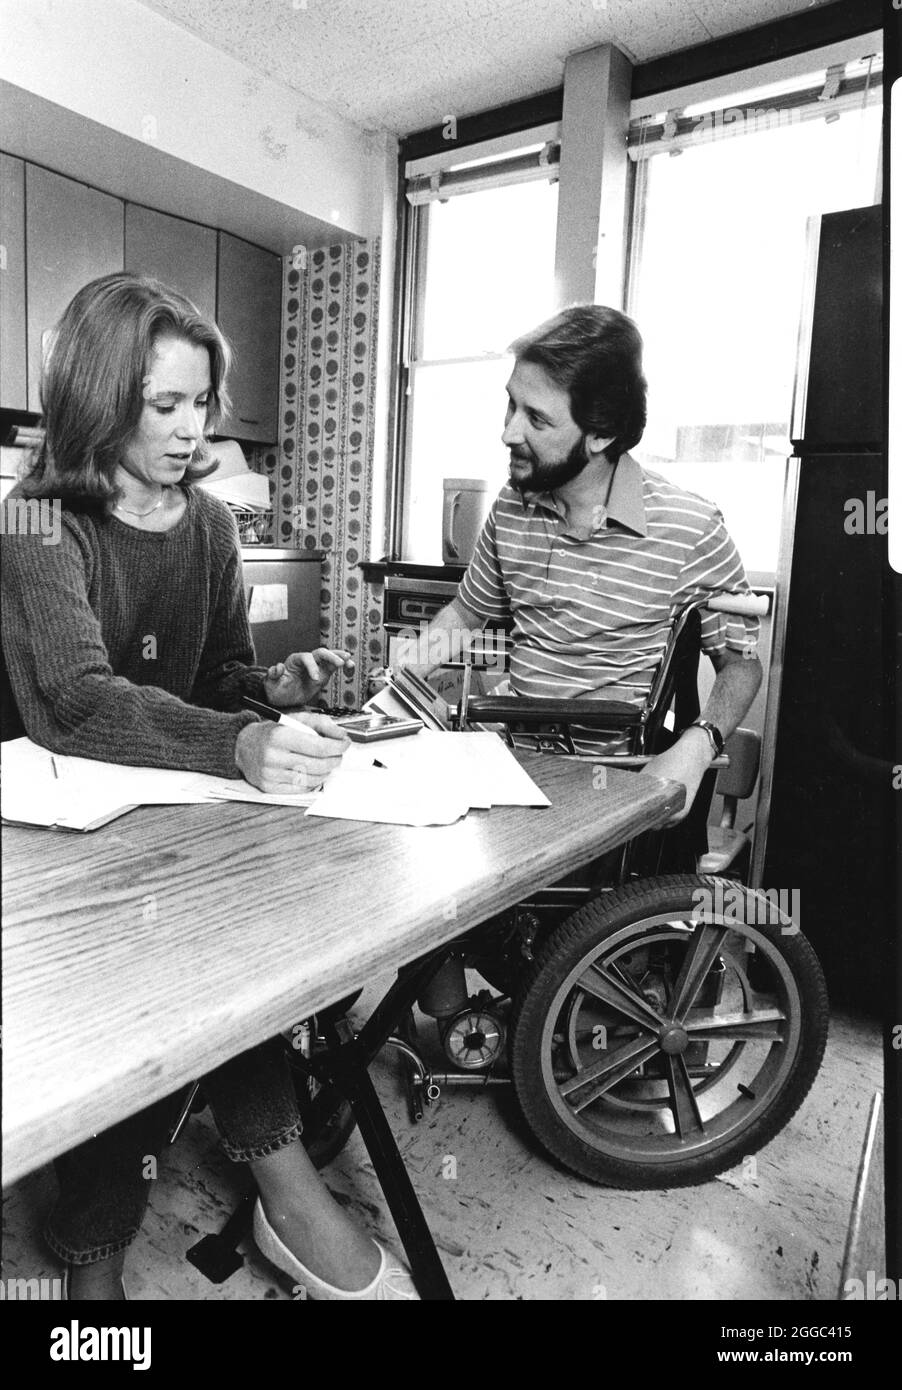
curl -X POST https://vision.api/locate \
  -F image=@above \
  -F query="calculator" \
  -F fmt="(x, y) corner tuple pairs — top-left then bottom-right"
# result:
(334, 713), (423, 742)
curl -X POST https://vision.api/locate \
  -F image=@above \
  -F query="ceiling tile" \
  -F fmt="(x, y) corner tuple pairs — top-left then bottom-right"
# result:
(137, 0), (842, 135)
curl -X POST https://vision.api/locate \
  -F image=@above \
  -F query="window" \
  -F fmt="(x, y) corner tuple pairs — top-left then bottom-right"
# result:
(397, 134), (560, 561)
(626, 49), (882, 571)
(392, 42), (883, 571)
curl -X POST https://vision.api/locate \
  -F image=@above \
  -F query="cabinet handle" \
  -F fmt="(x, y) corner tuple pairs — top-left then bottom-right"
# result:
(239, 416), (260, 425)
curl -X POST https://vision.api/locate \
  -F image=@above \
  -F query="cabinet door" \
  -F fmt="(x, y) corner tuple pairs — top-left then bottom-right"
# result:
(26, 166), (123, 412)
(0, 154), (27, 410)
(216, 231), (281, 443)
(125, 204), (216, 322)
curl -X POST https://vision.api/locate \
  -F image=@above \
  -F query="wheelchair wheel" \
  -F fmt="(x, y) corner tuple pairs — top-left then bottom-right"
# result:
(509, 875), (828, 1189)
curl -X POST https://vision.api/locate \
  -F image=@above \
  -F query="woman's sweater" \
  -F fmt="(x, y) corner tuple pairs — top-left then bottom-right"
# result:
(0, 486), (268, 778)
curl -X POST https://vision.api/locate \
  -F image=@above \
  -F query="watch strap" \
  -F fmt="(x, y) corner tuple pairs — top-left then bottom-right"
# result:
(692, 719), (725, 757)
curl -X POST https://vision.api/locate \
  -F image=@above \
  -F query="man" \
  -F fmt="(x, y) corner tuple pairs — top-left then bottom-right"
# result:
(415, 305), (762, 823)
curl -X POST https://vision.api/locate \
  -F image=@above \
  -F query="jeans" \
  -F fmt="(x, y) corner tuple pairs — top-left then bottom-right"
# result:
(45, 1036), (302, 1265)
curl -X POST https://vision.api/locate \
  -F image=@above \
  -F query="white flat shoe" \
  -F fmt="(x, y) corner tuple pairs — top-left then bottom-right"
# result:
(253, 1198), (419, 1301)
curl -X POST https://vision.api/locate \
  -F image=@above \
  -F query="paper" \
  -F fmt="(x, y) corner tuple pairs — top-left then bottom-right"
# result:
(1, 739), (237, 830)
(203, 781), (317, 808)
(1, 731), (550, 832)
(306, 730), (550, 827)
(200, 471), (271, 510)
(247, 583), (288, 624)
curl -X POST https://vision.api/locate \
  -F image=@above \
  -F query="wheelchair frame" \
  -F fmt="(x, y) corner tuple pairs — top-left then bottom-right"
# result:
(381, 593), (733, 1117)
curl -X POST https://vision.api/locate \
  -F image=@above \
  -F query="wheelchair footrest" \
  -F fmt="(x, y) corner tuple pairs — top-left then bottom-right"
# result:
(185, 1190), (255, 1283)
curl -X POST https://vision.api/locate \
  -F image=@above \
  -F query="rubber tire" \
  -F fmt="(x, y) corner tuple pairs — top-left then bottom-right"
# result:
(509, 874), (829, 1189)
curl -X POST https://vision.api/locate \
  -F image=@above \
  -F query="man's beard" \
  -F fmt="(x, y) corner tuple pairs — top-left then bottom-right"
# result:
(508, 434), (590, 495)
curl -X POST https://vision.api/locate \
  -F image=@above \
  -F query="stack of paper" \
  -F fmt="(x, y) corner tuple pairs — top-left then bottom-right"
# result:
(200, 472), (271, 511)
(1, 739), (214, 830)
(307, 730), (550, 827)
(1, 732), (550, 832)
(199, 439), (272, 511)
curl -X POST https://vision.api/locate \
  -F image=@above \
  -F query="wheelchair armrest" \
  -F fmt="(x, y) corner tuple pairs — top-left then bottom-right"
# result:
(588, 752), (730, 770)
(463, 696), (640, 729)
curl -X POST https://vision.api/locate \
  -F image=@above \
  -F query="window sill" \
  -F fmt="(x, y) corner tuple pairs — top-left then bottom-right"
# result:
(359, 560), (467, 583)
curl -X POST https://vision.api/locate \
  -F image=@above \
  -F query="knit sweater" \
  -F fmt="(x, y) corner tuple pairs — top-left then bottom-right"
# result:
(0, 486), (268, 778)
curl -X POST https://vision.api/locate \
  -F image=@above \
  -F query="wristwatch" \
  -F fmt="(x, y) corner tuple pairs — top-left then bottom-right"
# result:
(690, 719), (725, 758)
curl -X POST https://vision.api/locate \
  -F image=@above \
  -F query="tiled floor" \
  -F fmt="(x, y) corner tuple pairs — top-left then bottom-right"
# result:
(2, 1002), (882, 1301)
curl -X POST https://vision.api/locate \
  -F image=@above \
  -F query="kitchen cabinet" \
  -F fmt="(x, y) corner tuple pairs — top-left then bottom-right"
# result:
(25, 166), (123, 412)
(216, 231), (281, 444)
(125, 204), (217, 321)
(0, 154), (27, 410)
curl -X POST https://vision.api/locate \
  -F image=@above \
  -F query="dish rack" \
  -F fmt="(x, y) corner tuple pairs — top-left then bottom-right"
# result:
(230, 507), (274, 545)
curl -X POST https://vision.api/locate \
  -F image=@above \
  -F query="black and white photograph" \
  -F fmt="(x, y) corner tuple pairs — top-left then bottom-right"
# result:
(0, 0), (897, 1360)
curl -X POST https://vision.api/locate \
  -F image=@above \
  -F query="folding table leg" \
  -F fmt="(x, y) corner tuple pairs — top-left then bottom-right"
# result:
(335, 1056), (454, 1301)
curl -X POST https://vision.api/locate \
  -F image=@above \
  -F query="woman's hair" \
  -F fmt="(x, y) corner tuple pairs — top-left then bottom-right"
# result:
(510, 305), (647, 462)
(20, 272), (231, 504)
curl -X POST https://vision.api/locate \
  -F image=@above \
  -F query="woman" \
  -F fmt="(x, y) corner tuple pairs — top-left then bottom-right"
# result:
(1, 272), (416, 1301)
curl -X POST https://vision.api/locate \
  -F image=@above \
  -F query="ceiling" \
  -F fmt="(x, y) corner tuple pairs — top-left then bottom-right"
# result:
(138, 0), (836, 135)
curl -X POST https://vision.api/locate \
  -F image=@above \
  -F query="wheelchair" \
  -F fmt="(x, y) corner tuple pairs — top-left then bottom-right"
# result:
(283, 593), (829, 1193)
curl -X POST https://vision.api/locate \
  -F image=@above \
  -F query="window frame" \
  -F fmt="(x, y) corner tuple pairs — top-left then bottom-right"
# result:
(389, 124), (561, 560)
(622, 35), (883, 461)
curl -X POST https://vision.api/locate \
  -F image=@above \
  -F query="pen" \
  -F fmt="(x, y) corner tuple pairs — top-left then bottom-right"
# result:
(242, 697), (321, 735)
(51, 756), (58, 779)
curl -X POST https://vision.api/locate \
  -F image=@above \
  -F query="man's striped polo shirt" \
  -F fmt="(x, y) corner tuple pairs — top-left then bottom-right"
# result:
(456, 453), (759, 751)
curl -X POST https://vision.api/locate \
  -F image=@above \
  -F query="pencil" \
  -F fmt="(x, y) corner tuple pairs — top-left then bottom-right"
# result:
(51, 757), (59, 779)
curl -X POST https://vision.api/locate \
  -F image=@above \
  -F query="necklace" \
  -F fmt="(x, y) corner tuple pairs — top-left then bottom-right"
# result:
(114, 490), (167, 518)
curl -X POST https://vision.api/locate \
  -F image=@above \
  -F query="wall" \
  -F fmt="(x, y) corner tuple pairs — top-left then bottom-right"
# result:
(0, 0), (384, 241)
(254, 243), (385, 710)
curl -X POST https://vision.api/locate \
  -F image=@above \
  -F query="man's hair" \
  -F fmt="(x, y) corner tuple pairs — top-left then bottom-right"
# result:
(20, 272), (231, 505)
(510, 305), (647, 462)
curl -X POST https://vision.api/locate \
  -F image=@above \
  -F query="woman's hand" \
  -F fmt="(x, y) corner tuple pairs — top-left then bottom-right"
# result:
(235, 712), (350, 793)
(264, 649), (356, 707)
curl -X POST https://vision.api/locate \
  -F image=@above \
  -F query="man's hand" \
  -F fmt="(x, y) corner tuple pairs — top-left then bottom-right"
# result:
(235, 712), (350, 793)
(264, 649), (355, 707)
(638, 727), (714, 825)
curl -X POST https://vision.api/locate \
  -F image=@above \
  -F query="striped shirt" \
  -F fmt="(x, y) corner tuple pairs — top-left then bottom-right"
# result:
(456, 454), (759, 751)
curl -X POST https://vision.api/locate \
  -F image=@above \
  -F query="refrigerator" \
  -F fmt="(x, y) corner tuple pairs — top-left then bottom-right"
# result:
(761, 204), (897, 1010)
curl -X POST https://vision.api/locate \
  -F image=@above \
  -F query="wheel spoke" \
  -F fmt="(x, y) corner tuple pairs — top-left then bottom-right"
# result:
(663, 1054), (705, 1138)
(576, 963), (667, 1031)
(560, 1033), (663, 1111)
(669, 923), (730, 1021)
(685, 1006), (787, 1041)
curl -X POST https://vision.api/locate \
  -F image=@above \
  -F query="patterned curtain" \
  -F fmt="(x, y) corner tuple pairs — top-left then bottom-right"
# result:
(253, 240), (384, 709)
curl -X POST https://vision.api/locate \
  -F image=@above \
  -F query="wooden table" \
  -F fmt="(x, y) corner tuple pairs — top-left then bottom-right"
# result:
(2, 753), (682, 1289)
